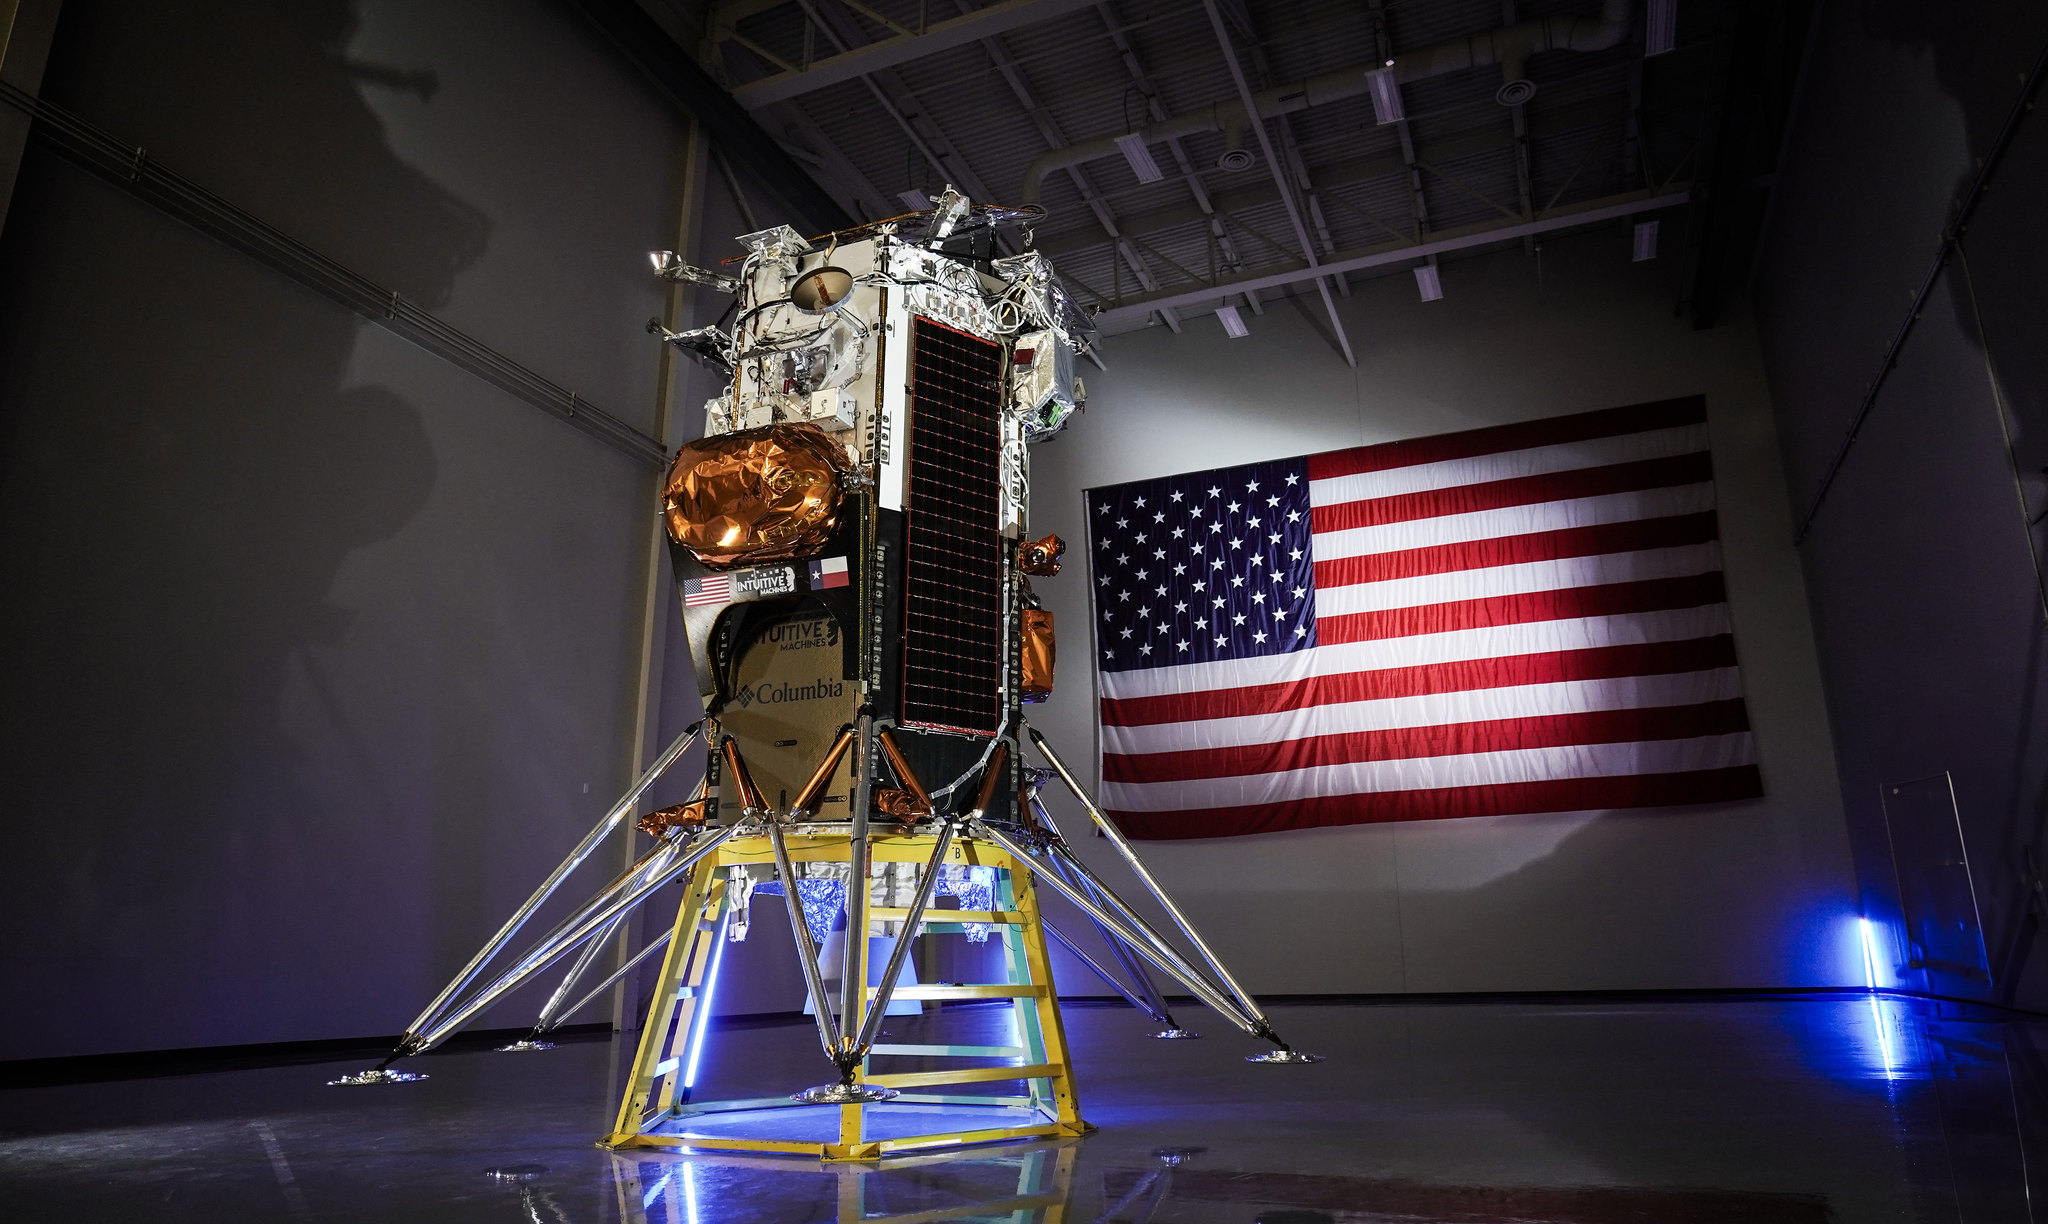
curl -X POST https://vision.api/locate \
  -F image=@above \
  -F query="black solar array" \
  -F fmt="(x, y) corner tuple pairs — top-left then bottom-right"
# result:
(901, 319), (1005, 736)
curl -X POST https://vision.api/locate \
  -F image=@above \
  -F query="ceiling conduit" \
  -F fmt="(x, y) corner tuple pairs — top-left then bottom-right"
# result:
(1020, 0), (1635, 204)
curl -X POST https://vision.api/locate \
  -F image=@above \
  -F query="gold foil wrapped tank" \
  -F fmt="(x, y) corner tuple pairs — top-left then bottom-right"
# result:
(1021, 608), (1055, 701)
(663, 422), (848, 568)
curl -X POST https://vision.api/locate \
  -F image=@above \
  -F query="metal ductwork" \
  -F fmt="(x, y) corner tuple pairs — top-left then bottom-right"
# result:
(1020, 0), (1634, 204)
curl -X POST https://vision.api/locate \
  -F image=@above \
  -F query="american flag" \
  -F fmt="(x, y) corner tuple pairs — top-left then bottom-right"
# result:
(684, 574), (733, 608)
(1085, 397), (1764, 840)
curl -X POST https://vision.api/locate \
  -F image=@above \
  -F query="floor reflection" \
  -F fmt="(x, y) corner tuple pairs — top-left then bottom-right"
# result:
(1893, 1001), (2043, 1222)
(611, 1141), (1077, 1224)
(8, 997), (2048, 1221)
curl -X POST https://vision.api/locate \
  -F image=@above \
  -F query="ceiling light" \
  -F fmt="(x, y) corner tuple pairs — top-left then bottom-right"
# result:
(1645, 0), (1677, 55)
(1115, 133), (1165, 184)
(898, 189), (933, 212)
(1216, 304), (1249, 338)
(1413, 263), (1443, 302)
(1633, 219), (1660, 262)
(1367, 67), (1405, 125)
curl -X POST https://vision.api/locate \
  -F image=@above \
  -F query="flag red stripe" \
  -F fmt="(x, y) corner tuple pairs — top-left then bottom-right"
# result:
(1101, 635), (1739, 727)
(1317, 573), (1728, 645)
(1311, 451), (1714, 534)
(1313, 512), (1721, 588)
(1101, 698), (1751, 784)
(1304, 396), (1708, 481)
(1106, 764), (1764, 839)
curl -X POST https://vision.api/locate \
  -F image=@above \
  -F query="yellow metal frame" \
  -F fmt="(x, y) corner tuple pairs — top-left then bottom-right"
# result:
(609, 1140), (1079, 1223)
(602, 832), (1089, 1161)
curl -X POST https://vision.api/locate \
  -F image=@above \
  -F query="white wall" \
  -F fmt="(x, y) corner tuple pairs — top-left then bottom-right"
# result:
(1021, 227), (1860, 995)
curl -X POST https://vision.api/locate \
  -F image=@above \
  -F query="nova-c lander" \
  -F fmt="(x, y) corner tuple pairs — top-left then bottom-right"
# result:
(336, 189), (1320, 1160)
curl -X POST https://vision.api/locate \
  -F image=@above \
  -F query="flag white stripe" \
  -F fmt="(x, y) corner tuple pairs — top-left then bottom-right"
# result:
(1308, 424), (1708, 506)
(1312, 483), (1717, 560)
(1317, 542), (1723, 616)
(1101, 668), (1744, 756)
(1098, 604), (1735, 703)
(1099, 733), (1759, 810)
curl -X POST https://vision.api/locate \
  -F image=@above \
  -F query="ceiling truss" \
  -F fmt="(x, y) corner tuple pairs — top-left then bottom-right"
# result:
(688, 0), (1722, 346)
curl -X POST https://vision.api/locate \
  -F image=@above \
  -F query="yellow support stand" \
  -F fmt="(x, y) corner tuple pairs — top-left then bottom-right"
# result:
(603, 831), (1089, 1161)
(608, 1141), (1078, 1223)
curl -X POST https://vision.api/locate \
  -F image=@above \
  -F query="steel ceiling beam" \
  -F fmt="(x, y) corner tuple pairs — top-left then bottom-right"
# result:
(1027, 96), (1628, 258)
(570, 0), (851, 232)
(1199, 0), (1354, 365)
(953, 0), (1180, 332)
(1095, 0), (1257, 310)
(729, 0), (1103, 108)
(1092, 186), (1691, 329)
(1224, 0), (1348, 296)
(761, 101), (894, 222)
(786, 0), (1007, 215)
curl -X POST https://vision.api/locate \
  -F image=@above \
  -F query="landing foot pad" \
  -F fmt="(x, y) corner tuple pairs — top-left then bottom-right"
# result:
(1245, 1049), (1325, 1064)
(790, 1082), (901, 1104)
(328, 1068), (430, 1085)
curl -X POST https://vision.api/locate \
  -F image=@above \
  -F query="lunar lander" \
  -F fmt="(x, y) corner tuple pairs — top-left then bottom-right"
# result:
(335, 190), (1319, 1160)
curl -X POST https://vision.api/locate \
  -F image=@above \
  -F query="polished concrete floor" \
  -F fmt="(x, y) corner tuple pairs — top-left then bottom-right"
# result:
(2, 994), (2044, 1222)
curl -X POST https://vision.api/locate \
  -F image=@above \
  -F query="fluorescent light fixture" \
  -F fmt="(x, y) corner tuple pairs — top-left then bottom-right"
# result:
(898, 188), (933, 211)
(681, 910), (732, 1092)
(1367, 66), (1405, 125)
(1646, 0), (1677, 55)
(1115, 132), (1165, 184)
(1858, 919), (1896, 1078)
(1413, 263), (1443, 302)
(1858, 917), (1881, 990)
(1632, 219), (1660, 262)
(1216, 304), (1249, 337)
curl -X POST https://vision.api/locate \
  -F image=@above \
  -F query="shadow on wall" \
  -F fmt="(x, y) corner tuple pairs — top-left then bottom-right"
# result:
(1861, 1), (2048, 1005)
(0, 0), (489, 1054)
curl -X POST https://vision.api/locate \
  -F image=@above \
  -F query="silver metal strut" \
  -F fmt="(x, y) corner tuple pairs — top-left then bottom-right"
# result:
(540, 923), (674, 1034)
(397, 724), (700, 1045)
(765, 814), (844, 1062)
(1031, 837), (1253, 1027)
(1042, 917), (1171, 1022)
(1029, 729), (1272, 1030)
(973, 822), (1260, 1034)
(839, 715), (876, 1049)
(1033, 841), (1194, 1035)
(501, 908), (633, 1050)
(519, 821), (698, 1045)
(852, 819), (956, 1054)
(406, 823), (740, 1056)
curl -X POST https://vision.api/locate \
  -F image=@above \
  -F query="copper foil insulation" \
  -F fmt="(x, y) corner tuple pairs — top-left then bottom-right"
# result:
(662, 422), (848, 568)
(1021, 608), (1055, 700)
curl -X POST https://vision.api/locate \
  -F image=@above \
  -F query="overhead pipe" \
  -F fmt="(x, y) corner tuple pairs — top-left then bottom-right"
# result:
(1019, 0), (1633, 204)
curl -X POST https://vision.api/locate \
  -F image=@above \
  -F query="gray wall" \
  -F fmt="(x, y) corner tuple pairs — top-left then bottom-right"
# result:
(0, 0), (698, 1059)
(1023, 226), (1860, 995)
(1753, 2), (2048, 1008)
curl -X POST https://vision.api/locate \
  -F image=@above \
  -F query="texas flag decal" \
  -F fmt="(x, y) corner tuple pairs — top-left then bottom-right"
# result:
(809, 556), (849, 589)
